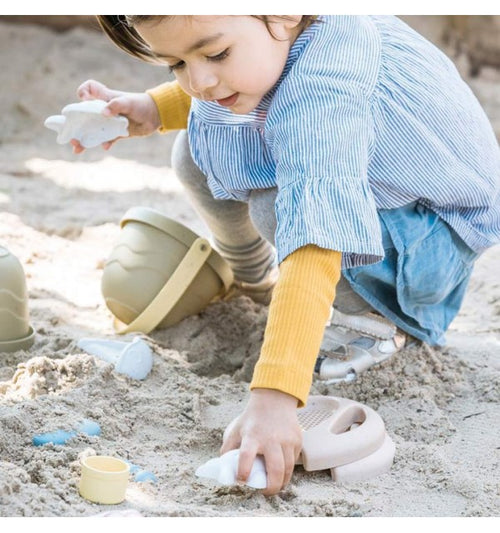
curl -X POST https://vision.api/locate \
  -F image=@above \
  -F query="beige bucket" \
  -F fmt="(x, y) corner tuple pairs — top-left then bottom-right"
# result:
(0, 246), (35, 352)
(101, 207), (234, 335)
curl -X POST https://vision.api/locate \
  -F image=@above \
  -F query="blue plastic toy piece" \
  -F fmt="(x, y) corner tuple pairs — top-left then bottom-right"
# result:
(134, 470), (158, 483)
(124, 460), (157, 483)
(32, 429), (76, 446)
(32, 419), (101, 446)
(77, 419), (101, 437)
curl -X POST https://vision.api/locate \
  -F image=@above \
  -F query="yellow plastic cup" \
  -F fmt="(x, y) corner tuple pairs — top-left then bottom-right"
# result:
(79, 456), (130, 505)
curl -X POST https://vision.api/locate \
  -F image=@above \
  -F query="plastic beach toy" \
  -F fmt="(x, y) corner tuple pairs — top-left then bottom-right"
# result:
(330, 433), (396, 482)
(125, 460), (158, 483)
(195, 449), (267, 489)
(79, 455), (130, 505)
(0, 245), (35, 352)
(77, 336), (153, 380)
(101, 207), (233, 334)
(44, 99), (129, 148)
(196, 395), (395, 488)
(297, 395), (395, 482)
(33, 419), (101, 446)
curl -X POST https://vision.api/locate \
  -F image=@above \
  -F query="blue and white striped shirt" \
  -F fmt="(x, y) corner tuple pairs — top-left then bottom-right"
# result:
(187, 15), (500, 268)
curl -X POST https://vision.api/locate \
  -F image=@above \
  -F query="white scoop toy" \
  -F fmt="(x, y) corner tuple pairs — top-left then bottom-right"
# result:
(195, 449), (267, 489)
(195, 395), (395, 489)
(77, 336), (153, 380)
(44, 99), (129, 148)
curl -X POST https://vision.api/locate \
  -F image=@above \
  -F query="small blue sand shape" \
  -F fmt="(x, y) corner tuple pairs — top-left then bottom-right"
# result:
(125, 460), (158, 483)
(32, 419), (101, 446)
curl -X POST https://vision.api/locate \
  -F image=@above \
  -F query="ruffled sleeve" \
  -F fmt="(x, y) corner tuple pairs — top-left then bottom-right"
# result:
(266, 16), (385, 268)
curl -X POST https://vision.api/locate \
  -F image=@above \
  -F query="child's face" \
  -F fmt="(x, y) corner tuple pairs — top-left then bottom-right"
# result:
(136, 16), (302, 115)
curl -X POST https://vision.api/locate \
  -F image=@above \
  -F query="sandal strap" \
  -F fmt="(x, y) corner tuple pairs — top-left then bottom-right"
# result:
(328, 308), (397, 340)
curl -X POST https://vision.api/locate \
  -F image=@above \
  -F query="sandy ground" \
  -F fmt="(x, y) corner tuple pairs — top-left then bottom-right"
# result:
(0, 20), (499, 518)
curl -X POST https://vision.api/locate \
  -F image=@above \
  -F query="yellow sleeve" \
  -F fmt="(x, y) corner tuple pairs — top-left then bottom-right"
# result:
(146, 81), (192, 133)
(250, 245), (342, 407)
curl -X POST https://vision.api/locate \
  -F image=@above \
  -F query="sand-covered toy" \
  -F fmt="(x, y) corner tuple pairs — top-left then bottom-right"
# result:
(125, 460), (158, 483)
(44, 99), (129, 148)
(77, 336), (153, 380)
(101, 207), (233, 334)
(79, 455), (130, 505)
(297, 395), (396, 482)
(33, 419), (101, 446)
(195, 449), (267, 489)
(0, 245), (35, 352)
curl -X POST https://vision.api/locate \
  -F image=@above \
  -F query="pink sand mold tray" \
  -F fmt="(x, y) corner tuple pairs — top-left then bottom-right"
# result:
(297, 395), (395, 482)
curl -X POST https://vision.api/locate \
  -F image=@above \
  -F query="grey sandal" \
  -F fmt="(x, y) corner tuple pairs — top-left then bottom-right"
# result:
(315, 308), (407, 384)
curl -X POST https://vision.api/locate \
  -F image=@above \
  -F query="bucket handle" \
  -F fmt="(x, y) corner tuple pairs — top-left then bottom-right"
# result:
(113, 237), (212, 335)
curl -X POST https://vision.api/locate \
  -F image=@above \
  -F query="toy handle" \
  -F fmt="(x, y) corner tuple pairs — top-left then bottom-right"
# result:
(114, 237), (212, 335)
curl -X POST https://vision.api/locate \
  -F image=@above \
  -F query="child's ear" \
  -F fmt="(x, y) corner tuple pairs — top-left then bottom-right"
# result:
(279, 15), (303, 29)
(268, 15), (303, 39)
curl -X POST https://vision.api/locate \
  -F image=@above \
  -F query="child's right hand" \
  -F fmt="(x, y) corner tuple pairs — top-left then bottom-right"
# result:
(71, 79), (161, 153)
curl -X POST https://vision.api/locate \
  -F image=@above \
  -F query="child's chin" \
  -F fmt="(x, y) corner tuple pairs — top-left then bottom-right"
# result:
(229, 98), (259, 115)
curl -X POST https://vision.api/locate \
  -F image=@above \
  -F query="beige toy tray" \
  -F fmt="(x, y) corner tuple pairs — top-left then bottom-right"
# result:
(296, 395), (395, 481)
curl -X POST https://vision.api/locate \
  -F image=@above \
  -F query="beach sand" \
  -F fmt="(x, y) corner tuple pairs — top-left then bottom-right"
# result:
(0, 20), (499, 517)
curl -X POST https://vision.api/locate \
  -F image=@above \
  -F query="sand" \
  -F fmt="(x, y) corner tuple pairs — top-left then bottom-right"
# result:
(0, 20), (499, 518)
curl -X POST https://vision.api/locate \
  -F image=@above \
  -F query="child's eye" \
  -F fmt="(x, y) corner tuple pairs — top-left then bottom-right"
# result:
(207, 49), (229, 62)
(167, 49), (229, 73)
(168, 60), (185, 73)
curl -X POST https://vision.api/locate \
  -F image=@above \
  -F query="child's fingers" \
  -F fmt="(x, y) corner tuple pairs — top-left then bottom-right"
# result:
(219, 424), (241, 456)
(70, 139), (85, 154)
(77, 79), (105, 100)
(77, 79), (122, 103)
(282, 445), (297, 488)
(260, 446), (285, 495)
(70, 138), (116, 153)
(102, 96), (136, 118)
(102, 138), (123, 150)
(236, 440), (260, 484)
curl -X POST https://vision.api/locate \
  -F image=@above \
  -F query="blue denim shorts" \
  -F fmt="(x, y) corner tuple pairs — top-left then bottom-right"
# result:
(343, 202), (478, 346)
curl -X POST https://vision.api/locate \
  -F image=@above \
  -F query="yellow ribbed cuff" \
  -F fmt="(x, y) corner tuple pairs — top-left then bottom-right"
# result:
(146, 81), (192, 133)
(250, 245), (342, 407)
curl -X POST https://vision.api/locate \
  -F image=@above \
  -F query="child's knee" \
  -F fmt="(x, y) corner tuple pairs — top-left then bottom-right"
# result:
(171, 129), (206, 184)
(248, 189), (278, 245)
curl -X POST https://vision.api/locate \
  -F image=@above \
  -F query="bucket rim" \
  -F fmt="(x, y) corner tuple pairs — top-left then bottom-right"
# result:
(120, 206), (233, 291)
(0, 325), (35, 353)
(81, 455), (130, 477)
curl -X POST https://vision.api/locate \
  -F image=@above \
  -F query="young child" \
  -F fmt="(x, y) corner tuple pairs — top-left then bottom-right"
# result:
(72, 15), (500, 495)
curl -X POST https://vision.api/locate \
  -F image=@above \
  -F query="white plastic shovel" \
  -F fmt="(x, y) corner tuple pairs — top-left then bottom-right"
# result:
(77, 336), (153, 380)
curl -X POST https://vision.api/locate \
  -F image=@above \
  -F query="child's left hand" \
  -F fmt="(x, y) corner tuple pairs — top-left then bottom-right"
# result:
(221, 388), (302, 495)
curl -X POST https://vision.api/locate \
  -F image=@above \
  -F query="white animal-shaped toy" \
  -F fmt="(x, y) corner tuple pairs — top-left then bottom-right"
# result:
(195, 449), (267, 489)
(44, 100), (129, 148)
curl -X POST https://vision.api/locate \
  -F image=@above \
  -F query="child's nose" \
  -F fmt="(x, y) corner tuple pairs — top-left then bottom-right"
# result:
(188, 66), (218, 97)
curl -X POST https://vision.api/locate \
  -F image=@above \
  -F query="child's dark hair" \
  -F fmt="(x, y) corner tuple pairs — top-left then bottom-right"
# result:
(96, 15), (319, 64)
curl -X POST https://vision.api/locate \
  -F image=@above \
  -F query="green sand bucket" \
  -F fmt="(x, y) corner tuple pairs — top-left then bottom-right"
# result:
(101, 207), (234, 334)
(0, 246), (35, 352)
